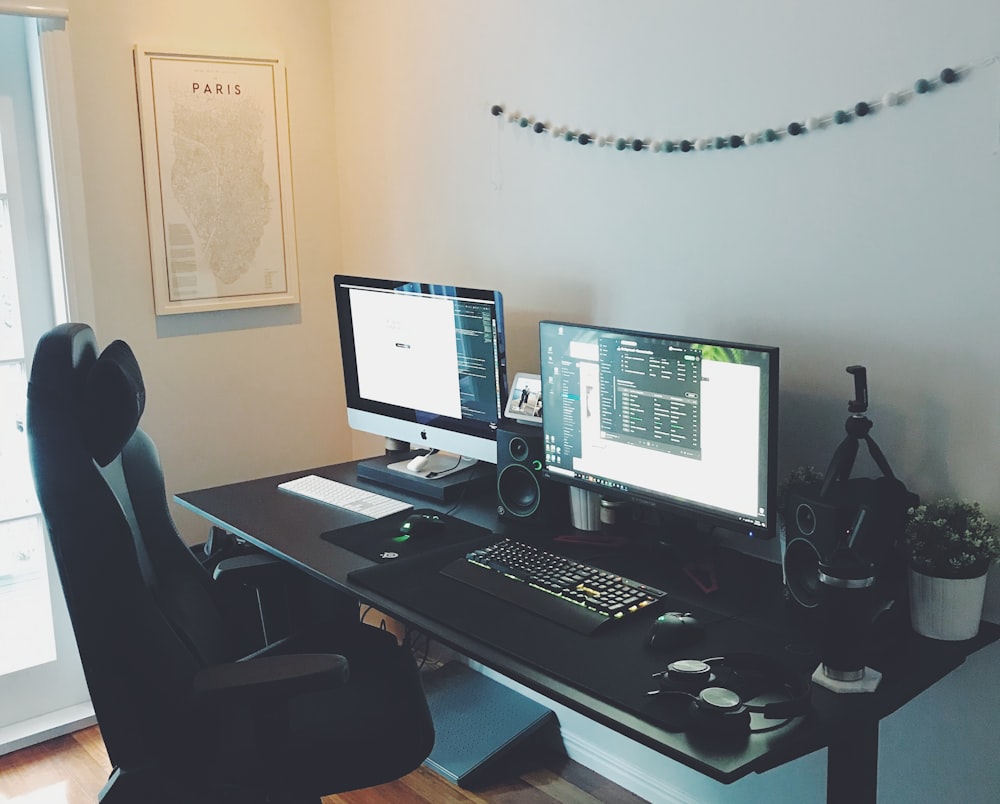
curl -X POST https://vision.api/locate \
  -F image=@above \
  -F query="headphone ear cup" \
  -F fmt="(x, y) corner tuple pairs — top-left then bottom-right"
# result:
(713, 653), (812, 721)
(659, 659), (716, 693)
(688, 687), (751, 738)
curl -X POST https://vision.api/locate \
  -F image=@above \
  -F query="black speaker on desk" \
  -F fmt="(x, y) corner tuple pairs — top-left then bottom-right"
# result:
(496, 422), (566, 524)
(782, 478), (915, 611)
(782, 488), (853, 610)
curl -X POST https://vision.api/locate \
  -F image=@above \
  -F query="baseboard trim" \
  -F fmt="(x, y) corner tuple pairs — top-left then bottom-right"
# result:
(0, 702), (96, 757)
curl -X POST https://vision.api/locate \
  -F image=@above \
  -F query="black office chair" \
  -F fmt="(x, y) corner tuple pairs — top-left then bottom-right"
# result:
(26, 323), (434, 803)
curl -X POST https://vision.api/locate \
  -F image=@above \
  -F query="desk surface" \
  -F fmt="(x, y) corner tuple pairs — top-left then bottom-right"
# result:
(177, 460), (998, 788)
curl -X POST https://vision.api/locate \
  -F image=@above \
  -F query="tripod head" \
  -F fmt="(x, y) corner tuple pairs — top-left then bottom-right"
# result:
(818, 366), (896, 499)
(846, 365), (868, 414)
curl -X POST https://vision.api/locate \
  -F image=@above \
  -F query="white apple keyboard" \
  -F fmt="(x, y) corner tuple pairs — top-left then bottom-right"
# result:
(278, 474), (412, 519)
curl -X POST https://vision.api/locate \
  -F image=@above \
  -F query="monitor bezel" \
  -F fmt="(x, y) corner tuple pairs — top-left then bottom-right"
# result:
(333, 274), (508, 464)
(539, 319), (779, 539)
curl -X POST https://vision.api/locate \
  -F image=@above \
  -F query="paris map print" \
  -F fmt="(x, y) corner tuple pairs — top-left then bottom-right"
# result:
(135, 48), (299, 314)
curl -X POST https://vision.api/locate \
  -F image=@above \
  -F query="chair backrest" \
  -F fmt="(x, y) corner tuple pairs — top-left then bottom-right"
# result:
(25, 323), (238, 772)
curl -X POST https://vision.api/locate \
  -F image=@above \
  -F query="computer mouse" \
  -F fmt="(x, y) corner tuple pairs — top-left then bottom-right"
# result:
(406, 453), (431, 472)
(645, 612), (704, 651)
(398, 512), (446, 539)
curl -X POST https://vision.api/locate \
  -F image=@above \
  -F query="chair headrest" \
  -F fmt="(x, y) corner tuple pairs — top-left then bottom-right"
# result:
(83, 339), (146, 467)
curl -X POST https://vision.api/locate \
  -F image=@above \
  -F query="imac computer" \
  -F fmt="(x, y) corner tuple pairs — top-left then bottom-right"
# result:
(333, 275), (508, 495)
(539, 321), (779, 540)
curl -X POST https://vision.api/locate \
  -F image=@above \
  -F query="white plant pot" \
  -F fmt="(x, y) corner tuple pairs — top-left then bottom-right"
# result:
(908, 568), (988, 641)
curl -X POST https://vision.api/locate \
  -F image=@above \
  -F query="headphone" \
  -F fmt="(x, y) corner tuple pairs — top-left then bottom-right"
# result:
(648, 653), (811, 739)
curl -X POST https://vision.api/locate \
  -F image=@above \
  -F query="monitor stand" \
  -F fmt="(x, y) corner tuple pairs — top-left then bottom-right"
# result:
(355, 450), (490, 502)
(388, 450), (476, 480)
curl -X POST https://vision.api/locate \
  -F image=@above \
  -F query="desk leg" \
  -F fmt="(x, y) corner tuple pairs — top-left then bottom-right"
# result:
(827, 722), (878, 804)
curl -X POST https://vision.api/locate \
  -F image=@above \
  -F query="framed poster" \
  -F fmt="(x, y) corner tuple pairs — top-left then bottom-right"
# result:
(134, 47), (299, 314)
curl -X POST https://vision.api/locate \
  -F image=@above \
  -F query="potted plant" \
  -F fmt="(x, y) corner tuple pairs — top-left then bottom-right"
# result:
(901, 499), (1000, 640)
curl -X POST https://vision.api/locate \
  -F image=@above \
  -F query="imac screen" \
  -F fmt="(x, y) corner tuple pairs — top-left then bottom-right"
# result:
(334, 275), (507, 464)
(540, 320), (778, 538)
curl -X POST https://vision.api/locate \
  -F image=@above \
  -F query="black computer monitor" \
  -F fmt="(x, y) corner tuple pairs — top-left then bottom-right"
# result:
(539, 320), (779, 539)
(333, 275), (508, 484)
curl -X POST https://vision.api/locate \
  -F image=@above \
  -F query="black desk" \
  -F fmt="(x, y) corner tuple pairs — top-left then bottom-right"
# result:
(176, 460), (998, 803)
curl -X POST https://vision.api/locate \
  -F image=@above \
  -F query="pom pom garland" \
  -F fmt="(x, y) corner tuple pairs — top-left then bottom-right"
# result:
(490, 61), (981, 156)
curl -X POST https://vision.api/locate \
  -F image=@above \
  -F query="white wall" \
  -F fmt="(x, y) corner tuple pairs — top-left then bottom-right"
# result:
(64, 0), (351, 542)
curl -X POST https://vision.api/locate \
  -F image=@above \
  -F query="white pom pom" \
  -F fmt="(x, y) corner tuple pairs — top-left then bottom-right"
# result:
(651, 140), (662, 152)
(806, 116), (822, 131)
(597, 136), (609, 148)
(745, 131), (760, 146)
(695, 138), (708, 151)
(506, 111), (518, 123)
(883, 91), (901, 107)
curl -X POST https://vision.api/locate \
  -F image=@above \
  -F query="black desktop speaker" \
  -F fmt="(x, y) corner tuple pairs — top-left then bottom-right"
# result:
(782, 489), (851, 610)
(496, 423), (566, 524)
(782, 477), (916, 611)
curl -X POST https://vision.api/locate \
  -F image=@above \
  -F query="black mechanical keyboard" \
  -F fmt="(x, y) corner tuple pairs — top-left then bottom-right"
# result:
(440, 538), (668, 634)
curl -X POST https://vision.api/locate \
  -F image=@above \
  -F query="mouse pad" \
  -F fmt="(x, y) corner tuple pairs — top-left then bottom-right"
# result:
(347, 545), (817, 761)
(320, 509), (492, 562)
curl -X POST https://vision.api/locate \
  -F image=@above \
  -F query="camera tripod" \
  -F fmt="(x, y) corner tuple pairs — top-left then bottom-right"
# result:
(818, 365), (898, 501)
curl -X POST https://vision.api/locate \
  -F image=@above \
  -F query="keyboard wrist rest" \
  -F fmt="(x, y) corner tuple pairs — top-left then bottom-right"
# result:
(440, 556), (609, 635)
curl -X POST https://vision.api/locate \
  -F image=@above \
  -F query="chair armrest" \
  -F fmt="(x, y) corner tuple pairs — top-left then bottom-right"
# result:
(193, 653), (350, 704)
(212, 552), (289, 586)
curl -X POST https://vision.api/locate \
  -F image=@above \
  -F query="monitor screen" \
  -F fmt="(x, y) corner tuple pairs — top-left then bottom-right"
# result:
(333, 275), (508, 464)
(540, 321), (778, 538)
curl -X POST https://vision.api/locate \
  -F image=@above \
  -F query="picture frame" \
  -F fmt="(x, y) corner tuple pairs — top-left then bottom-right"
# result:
(133, 46), (299, 315)
(504, 372), (543, 425)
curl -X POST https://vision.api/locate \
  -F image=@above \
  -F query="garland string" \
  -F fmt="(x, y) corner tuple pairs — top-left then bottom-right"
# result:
(492, 58), (998, 153)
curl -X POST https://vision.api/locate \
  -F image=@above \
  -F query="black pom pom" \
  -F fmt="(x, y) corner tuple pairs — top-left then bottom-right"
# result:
(855, 101), (870, 117)
(680, 139), (693, 152)
(940, 67), (958, 84)
(632, 139), (644, 151)
(788, 122), (803, 136)
(729, 135), (744, 148)
(533, 121), (545, 133)
(490, 105), (503, 117)
(578, 133), (591, 145)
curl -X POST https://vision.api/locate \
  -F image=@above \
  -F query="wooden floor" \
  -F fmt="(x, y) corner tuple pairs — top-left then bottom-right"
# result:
(0, 725), (648, 803)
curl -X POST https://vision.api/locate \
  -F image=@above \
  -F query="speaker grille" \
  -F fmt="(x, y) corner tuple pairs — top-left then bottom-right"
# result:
(497, 463), (540, 517)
